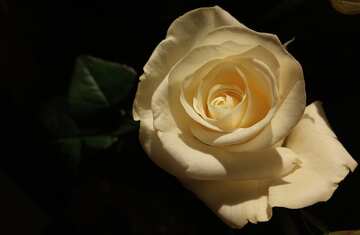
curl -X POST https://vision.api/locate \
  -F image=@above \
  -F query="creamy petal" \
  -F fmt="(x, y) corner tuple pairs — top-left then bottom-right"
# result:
(190, 47), (280, 146)
(139, 113), (300, 181)
(138, 117), (189, 178)
(181, 59), (223, 120)
(156, 131), (300, 180)
(198, 26), (300, 97)
(194, 62), (248, 131)
(230, 79), (305, 152)
(268, 101), (357, 208)
(153, 41), (255, 133)
(152, 77), (183, 132)
(235, 63), (274, 128)
(180, 179), (271, 228)
(133, 6), (243, 121)
(194, 26), (306, 149)
(190, 106), (275, 146)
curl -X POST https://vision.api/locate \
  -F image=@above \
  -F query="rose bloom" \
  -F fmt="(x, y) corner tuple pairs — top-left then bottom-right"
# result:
(133, 6), (357, 228)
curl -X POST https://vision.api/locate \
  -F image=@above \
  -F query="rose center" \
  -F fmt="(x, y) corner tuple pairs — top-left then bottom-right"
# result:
(210, 90), (242, 109)
(207, 85), (245, 119)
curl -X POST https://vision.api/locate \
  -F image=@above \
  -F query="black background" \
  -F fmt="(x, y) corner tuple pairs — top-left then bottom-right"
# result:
(1, 0), (360, 234)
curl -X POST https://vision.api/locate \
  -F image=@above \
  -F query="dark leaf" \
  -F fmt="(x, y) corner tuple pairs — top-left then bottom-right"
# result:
(41, 97), (80, 138)
(68, 55), (137, 118)
(40, 55), (137, 169)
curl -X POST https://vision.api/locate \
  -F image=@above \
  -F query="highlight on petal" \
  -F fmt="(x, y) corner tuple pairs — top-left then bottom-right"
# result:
(268, 101), (357, 209)
(133, 6), (243, 121)
(180, 178), (271, 228)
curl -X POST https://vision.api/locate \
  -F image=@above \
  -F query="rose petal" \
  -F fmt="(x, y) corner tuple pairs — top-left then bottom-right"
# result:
(151, 77), (182, 132)
(198, 26), (299, 97)
(153, 41), (255, 133)
(206, 84), (246, 120)
(190, 106), (275, 146)
(138, 105), (300, 181)
(234, 58), (278, 127)
(133, 6), (243, 121)
(190, 47), (280, 146)
(192, 26), (305, 149)
(180, 179), (271, 228)
(156, 131), (300, 180)
(160, 26), (305, 151)
(224, 79), (305, 152)
(268, 101), (357, 208)
(192, 62), (248, 131)
(138, 117), (189, 178)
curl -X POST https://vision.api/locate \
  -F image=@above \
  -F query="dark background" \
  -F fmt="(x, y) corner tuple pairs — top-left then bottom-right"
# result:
(1, 0), (360, 234)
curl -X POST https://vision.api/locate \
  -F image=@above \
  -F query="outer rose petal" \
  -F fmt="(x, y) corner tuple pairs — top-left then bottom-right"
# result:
(180, 179), (271, 228)
(268, 101), (358, 208)
(133, 6), (243, 121)
(156, 131), (300, 180)
(139, 107), (299, 181)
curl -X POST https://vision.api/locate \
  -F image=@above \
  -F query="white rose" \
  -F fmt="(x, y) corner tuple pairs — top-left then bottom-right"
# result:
(331, 0), (360, 15)
(133, 6), (357, 228)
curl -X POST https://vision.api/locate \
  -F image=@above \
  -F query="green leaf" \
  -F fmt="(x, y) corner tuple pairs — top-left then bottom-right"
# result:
(41, 55), (138, 168)
(41, 97), (80, 138)
(68, 58), (110, 115)
(68, 55), (137, 117)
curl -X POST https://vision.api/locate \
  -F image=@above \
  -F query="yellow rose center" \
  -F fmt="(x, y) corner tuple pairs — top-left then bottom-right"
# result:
(207, 85), (245, 120)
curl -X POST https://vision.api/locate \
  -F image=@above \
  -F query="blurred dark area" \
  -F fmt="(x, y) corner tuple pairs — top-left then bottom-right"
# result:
(1, 0), (360, 234)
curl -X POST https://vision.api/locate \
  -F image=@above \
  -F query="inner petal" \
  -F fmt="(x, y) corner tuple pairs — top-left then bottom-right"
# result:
(190, 57), (279, 146)
(178, 45), (278, 135)
(192, 63), (250, 131)
(232, 58), (277, 128)
(196, 63), (246, 120)
(207, 84), (244, 119)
